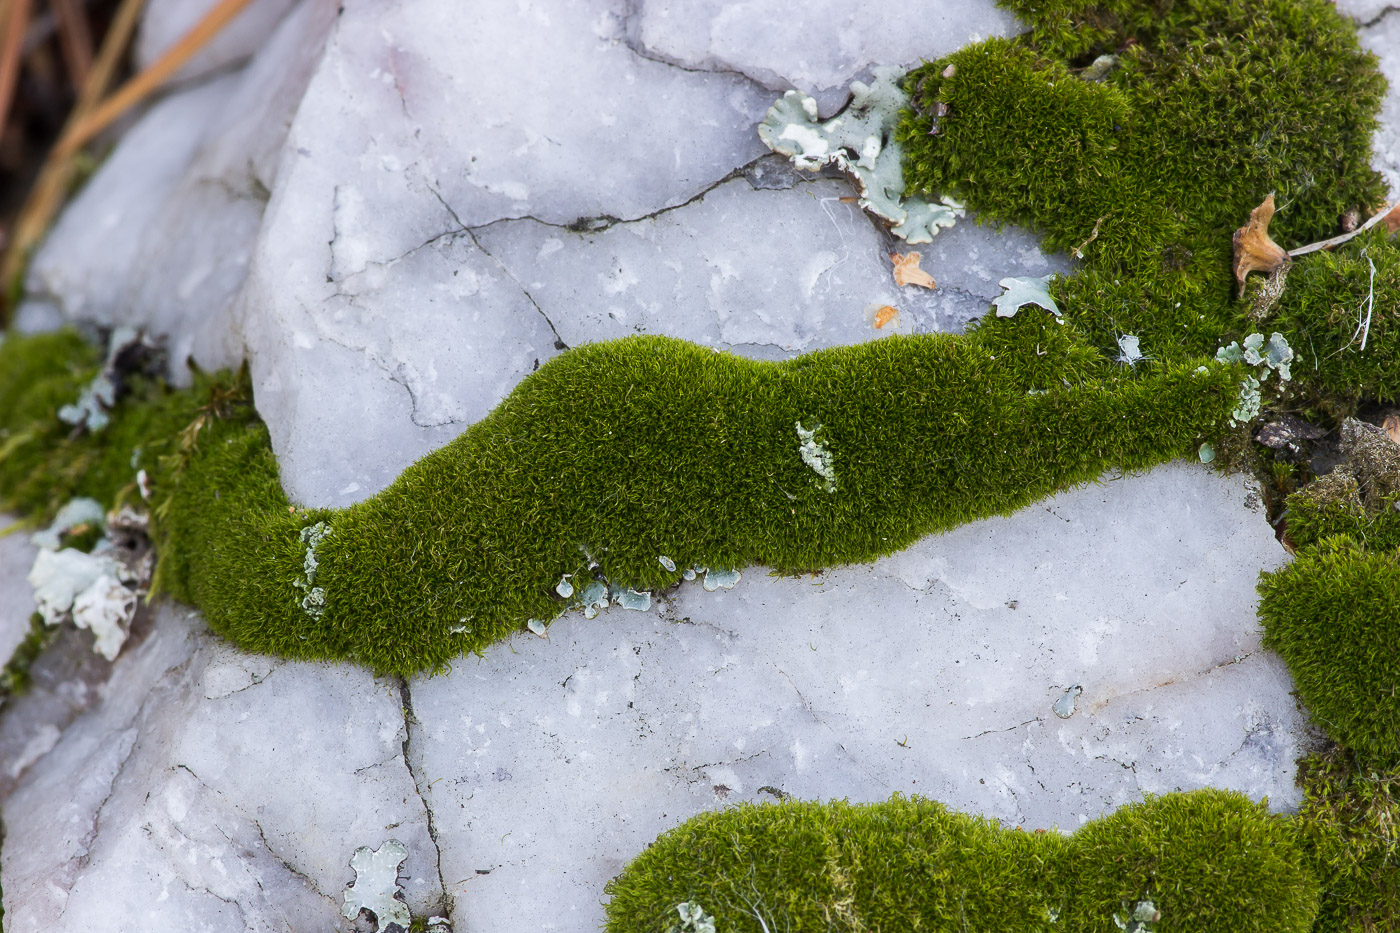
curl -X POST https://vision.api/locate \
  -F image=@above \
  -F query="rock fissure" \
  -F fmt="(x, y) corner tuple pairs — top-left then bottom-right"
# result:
(461, 227), (569, 352)
(397, 678), (451, 918)
(615, 0), (772, 87)
(1360, 4), (1399, 27)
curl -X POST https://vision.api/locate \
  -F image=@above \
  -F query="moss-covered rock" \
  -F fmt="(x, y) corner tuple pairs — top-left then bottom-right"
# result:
(1296, 746), (1400, 933)
(604, 790), (1320, 933)
(1259, 538), (1400, 766)
(898, 0), (1388, 379)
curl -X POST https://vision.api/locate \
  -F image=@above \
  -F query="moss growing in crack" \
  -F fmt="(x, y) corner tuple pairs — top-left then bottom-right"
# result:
(1295, 745), (1400, 933)
(0, 614), (56, 698)
(603, 790), (1319, 933)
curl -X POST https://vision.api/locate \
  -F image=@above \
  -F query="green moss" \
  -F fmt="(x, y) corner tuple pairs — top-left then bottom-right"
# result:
(0, 614), (55, 698)
(1258, 538), (1400, 766)
(604, 790), (1319, 933)
(898, 0), (1386, 371)
(1270, 231), (1400, 403)
(0, 330), (217, 525)
(1285, 473), (1400, 552)
(1295, 746), (1400, 933)
(0, 326), (1241, 675)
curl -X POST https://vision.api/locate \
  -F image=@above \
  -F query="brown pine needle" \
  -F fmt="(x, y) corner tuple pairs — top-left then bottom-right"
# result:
(50, 0), (94, 88)
(53, 0), (258, 160)
(0, 0), (145, 318)
(0, 0), (32, 140)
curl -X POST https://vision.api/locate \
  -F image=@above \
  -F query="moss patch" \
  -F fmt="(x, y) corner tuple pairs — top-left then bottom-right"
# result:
(1258, 538), (1400, 766)
(603, 790), (1319, 933)
(1296, 746), (1400, 933)
(0, 326), (1243, 675)
(898, 0), (1387, 376)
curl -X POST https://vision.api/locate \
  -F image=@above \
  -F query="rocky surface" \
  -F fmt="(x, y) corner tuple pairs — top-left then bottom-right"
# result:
(0, 513), (37, 670)
(4, 0), (1396, 931)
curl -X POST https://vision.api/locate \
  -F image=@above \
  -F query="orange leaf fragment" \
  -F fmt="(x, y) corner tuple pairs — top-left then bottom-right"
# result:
(1231, 194), (1289, 293)
(1384, 203), (1400, 236)
(889, 251), (936, 289)
(872, 305), (900, 329)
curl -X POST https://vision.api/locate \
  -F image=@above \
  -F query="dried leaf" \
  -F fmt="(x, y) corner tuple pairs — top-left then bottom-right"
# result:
(1232, 194), (1289, 292)
(1384, 412), (1400, 446)
(1385, 204), (1400, 236)
(872, 305), (900, 329)
(889, 251), (936, 289)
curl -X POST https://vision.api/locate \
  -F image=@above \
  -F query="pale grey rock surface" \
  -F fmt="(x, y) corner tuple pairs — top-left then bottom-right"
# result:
(630, 0), (1021, 114)
(137, 0), (301, 82)
(1358, 7), (1400, 199)
(1, 605), (442, 933)
(410, 462), (1305, 932)
(19, 0), (339, 372)
(0, 513), (36, 668)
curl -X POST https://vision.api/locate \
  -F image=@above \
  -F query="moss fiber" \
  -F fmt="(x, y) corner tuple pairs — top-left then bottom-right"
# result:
(604, 791), (1320, 933)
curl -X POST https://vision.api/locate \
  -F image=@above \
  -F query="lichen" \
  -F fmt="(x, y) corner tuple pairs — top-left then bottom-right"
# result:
(795, 421), (838, 493)
(342, 839), (412, 932)
(758, 69), (963, 242)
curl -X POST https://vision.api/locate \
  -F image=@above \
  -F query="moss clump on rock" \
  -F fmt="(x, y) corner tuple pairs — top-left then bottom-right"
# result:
(1295, 746), (1400, 933)
(898, 0), (1387, 375)
(1258, 538), (1400, 767)
(604, 790), (1320, 933)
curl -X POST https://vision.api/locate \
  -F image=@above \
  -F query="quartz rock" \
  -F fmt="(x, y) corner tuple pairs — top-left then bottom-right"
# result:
(137, 0), (301, 81)
(407, 462), (1306, 932)
(0, 513), (37, 670)
(0, 606), (442, 932)
(631, 0), (1021, 115)
(18, 0), (340, 376)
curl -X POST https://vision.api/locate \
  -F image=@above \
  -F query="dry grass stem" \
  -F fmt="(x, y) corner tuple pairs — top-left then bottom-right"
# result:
(0, 0), (32, 138)
(0, 0), (146, 316)
(55, 0), (258, 160)
(1289, 201), (1396, 258)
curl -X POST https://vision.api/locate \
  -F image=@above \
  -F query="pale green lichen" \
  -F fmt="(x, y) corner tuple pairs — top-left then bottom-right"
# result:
(1231, 375), (1262, 426)
(670, 902), (716, 933)
(294, 521), (332, 619)
(758, 68), (963, 243)
(795, 421), (838, 493)
(341, 839), (411, 931)
(993, 275), (1061, 319)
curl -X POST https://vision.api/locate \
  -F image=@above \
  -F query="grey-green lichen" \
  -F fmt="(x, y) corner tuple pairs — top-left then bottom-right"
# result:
(758, 68), (963, 243)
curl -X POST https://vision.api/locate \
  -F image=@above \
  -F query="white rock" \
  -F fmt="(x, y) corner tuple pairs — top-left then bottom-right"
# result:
(0, 513), (38, 670)
(632, 0), (1022, 114)
(0, 606), (442, 932)
(407, 462), (1305, 932)
(1359, 10), (1400, 199)
(137, 0), (301, 81)
(19, 0), (341, 376)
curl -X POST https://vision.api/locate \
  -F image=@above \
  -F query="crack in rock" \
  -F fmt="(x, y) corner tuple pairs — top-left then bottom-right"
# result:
(1360, 4), (1400, 27)
(171, 762), (337, 905)
(461, 228), (568, 352)
(397, 678), (451, 920)
(614, 0), (775, 88)
(772, 664), (887, 788)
